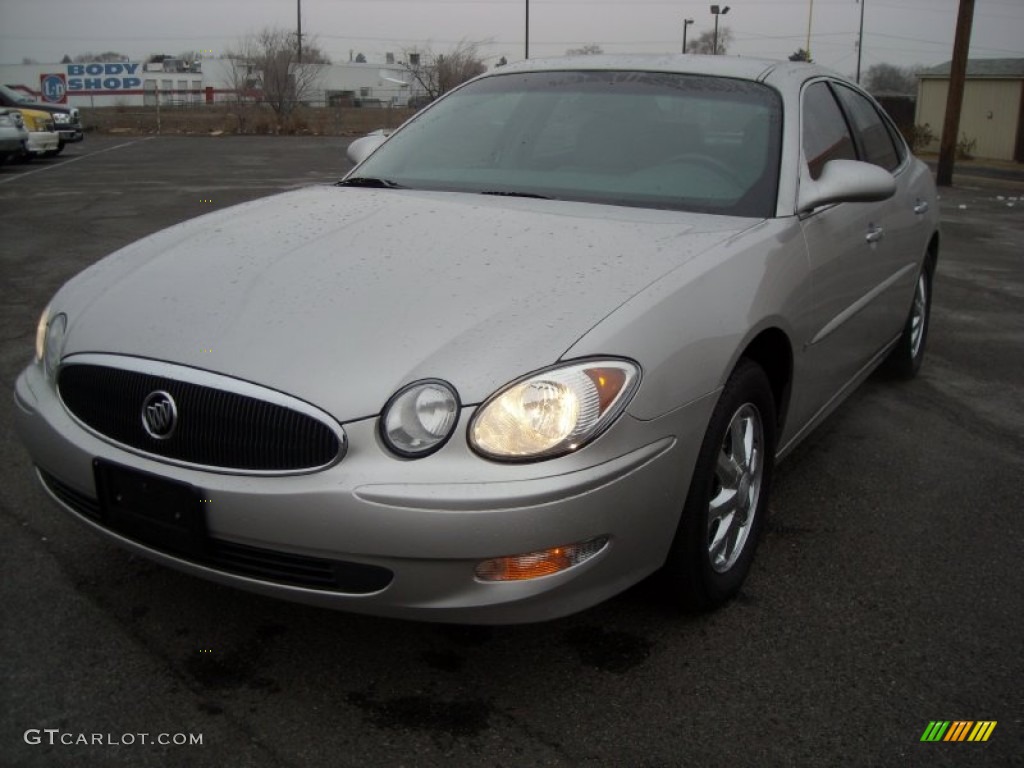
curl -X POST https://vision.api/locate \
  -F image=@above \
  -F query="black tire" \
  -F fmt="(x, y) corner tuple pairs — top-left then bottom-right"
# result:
(885, 258), (933, 379)
(663, 359), (777, 611)
(41, 149), (59, 158)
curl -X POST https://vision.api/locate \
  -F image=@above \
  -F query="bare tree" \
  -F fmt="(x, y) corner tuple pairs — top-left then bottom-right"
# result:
(686, 28), (732, 55)
(73, 51), (129, 62)
(225, 28), (329, 117)
(401, 40), (487, 101)
(566, 44), (604, 56)
(863, 63), (917, 95)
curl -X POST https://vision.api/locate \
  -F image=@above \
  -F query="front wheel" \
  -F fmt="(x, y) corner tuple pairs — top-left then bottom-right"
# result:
(885, 260), (933, 379)
(663, 359), (777, 611)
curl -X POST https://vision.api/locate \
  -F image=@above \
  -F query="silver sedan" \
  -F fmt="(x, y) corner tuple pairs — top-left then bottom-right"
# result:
(14, 55), (939, 623)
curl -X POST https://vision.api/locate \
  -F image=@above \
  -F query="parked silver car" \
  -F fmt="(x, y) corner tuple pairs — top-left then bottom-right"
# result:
(15, 55), (939, 623)
(0, 107), (29, 164)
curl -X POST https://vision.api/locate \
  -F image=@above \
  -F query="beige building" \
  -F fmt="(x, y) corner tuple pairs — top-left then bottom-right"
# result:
(916, 58), (1024, 162)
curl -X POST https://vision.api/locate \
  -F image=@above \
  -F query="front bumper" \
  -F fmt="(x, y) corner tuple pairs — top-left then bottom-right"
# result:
(57, 128), (84, 144)
(26, 131), (59, 155)
(14, 362), (714, 623)
(0, 137), (25, 154)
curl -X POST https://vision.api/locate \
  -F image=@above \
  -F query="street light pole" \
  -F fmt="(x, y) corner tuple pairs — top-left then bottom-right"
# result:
(525, 0), (530, 59)
(855, 0), (866, 83)
(683, 18), (694, 54)
(711, 5), (730, 55)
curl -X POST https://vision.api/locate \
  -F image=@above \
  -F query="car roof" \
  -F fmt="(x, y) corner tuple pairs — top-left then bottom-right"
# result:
(493, 54), (843, 86)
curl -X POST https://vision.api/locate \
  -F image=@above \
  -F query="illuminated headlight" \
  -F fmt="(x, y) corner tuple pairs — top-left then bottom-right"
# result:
(36, 310), (67, 377)
(470, 359), (639, 461)
(381, 379), (459, 457)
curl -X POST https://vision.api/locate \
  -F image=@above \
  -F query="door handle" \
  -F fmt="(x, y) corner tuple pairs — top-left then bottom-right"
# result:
(913, 200), (929, 215)
(865, 225), (884, 244)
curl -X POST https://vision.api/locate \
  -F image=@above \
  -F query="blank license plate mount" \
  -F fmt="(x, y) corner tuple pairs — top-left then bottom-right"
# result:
(93, 459), (207, 558)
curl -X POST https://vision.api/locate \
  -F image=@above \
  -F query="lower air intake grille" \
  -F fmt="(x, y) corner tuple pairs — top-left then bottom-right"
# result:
(37, 469), (392, 594)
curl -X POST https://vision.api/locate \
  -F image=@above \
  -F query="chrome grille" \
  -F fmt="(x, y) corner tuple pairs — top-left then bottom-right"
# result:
(58, 362), (342, 472)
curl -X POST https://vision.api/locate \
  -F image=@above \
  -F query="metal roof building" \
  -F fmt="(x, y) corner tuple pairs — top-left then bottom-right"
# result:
(916, 58), (1024, 162)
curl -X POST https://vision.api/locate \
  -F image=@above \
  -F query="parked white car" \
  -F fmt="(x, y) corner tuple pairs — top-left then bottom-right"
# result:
(0, 107), (28, 164)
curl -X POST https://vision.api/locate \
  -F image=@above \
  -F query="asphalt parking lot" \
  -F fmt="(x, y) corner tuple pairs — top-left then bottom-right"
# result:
(1, 136), (1021, 767)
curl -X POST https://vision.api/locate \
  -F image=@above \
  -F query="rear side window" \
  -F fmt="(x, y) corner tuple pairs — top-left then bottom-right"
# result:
(833, 85), (901, 172)
(802, 82), (856, 179)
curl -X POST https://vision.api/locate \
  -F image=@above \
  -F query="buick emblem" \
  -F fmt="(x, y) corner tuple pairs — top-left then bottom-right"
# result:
(141, 390), (178, 440)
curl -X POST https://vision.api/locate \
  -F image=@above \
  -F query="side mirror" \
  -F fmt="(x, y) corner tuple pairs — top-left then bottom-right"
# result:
(346, 132), (388, 166)
(797, 159), (896, 214)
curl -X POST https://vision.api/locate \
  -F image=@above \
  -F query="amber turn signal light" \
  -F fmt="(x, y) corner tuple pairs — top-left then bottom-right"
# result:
(475, 537), (609, 581)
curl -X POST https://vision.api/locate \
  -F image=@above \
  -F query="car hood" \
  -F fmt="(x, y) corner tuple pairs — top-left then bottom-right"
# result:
(58, 186), (752, 421)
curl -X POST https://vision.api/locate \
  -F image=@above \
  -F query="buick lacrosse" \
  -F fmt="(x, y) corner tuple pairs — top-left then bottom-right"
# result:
(14, 55), (939, 623)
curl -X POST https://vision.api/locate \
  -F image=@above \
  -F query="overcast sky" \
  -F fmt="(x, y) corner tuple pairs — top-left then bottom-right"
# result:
(1, 0), (1022, 76)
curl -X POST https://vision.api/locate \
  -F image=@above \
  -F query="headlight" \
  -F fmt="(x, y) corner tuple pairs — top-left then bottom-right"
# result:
(53, 112), (70, 124)
(470, 359), (640, 461)
(36, 311), (67, 377)
(380, 379), (459, 457)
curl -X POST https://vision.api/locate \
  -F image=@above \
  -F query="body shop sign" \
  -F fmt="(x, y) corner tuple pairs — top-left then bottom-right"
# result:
(67, 63), (143, 92)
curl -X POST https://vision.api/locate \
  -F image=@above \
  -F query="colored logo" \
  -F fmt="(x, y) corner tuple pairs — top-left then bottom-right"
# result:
(40, 74), (67, 104)
(920, 721), (997, 742)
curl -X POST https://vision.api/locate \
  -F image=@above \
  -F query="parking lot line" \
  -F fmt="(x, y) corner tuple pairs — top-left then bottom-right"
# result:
(0, 136), (157, 186)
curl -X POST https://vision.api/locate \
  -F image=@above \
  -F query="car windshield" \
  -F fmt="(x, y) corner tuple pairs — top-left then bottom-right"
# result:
(354, 70), (782, 217)
(0, 84), (32, 103)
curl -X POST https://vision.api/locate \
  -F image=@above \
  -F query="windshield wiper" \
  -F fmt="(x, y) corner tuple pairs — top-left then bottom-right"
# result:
(479, 190), (554, 200)
(336, 177), (404, 189)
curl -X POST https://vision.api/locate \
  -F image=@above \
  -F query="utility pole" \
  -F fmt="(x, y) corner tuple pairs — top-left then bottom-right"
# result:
(297, 0), (303, 64)
(936, 0), (975, 187)
(683, 18), (694, 54)
(855, 0), (865, 83)
(805, 0), (814, 62)
(525, 0), (530, 59)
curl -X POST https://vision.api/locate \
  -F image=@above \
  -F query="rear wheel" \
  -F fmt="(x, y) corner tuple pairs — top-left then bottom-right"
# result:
(663, 359), (777, 611)
(885, 259), (933, 379)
